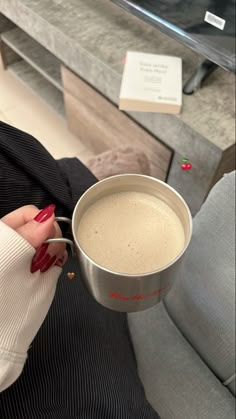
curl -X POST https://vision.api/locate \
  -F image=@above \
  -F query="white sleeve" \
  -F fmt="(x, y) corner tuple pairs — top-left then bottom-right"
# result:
(0, 221), (61, 392)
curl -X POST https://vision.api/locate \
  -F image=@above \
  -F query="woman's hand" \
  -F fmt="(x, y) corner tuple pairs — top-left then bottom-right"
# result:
(1, 204), (68, 273)
(0, 205), (68, 391)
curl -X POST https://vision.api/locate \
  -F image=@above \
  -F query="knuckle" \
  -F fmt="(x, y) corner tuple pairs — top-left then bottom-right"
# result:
(25, 204), (38, 211)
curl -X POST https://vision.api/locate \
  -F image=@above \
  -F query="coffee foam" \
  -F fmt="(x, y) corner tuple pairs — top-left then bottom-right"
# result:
(77, 191), (185, 274)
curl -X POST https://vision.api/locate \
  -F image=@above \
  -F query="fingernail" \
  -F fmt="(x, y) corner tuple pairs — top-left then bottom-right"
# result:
(56, 256), (64, 267)
(32, 243), (49, 265)
(56, 253), (67, 267)
(31, 253), (51, 273)
(34, 205), (56, 223)
(40, 255), (57, 273)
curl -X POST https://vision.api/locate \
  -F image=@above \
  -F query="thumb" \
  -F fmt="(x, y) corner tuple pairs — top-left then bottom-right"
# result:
(16, 205), (55, 249)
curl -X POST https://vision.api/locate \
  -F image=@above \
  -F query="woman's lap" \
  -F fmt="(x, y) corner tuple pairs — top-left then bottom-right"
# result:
(0, 122), (159, 418)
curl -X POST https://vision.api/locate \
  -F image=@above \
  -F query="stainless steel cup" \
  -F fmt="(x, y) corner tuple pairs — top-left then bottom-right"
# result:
(47, 174), (192, 312)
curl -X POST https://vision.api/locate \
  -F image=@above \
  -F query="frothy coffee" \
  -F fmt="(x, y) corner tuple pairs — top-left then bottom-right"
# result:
(77, 191), (185, 275)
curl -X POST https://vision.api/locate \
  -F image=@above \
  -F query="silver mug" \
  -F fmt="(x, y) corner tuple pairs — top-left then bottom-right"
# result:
(46, 175), (192, 312)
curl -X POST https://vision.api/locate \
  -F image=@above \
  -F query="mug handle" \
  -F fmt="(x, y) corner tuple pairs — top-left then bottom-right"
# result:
(44, 217), (75, 256)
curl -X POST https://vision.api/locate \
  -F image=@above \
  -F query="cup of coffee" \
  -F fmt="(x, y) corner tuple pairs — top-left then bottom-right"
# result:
(47, 175), (192, 312)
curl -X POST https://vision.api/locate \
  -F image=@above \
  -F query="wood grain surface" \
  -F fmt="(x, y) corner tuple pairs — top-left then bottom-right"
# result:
(62, 66), (172, 180)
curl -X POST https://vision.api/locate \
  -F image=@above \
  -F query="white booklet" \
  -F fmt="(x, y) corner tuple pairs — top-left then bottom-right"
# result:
(119, 51), (182, 114)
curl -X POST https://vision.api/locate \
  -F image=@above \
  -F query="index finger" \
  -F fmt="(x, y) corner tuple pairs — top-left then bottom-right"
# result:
(1, 205), (41, 229)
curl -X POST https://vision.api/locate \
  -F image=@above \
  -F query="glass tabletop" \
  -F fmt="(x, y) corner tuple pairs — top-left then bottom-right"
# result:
(112, 0), (236, 72)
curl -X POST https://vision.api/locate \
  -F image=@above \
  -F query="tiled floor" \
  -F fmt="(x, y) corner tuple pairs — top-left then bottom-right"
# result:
(0, 56), (94, 162)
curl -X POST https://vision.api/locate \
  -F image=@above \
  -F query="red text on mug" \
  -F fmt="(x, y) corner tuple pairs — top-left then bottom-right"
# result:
(110, 285), (169, 301)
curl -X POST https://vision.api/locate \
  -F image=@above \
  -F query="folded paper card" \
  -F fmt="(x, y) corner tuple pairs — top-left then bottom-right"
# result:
(119, 51), (182, 114)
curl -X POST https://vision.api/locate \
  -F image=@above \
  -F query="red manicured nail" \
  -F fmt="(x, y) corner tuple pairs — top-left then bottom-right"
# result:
(31, 253), (51, 273)
(34, 205), (56, 223)
(56, 256), (64, 266)
(40, 255), (57, 273)
(56, 252), (67, 267)
(32, 243), (49, 265)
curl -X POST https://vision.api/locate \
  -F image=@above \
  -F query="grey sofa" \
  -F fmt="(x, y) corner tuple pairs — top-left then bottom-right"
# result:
(129, 171), (236, 419)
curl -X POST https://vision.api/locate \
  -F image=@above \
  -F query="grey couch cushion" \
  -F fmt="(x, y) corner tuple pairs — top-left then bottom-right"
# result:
(128, 303), (235, 419)
(165, 172), (235, 392)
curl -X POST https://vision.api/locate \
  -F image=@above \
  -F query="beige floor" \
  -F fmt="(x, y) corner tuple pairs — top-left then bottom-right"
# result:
(0, 56), (94, 162)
